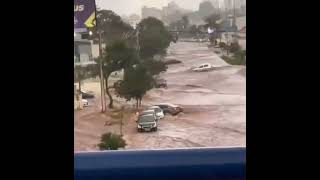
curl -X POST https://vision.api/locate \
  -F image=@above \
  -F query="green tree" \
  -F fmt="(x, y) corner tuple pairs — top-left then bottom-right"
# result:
(204, 13), (221, 43)
(204, 13), (220, 28)
(137, 17), (172, 59)
(229, 41), (241, 53)
(101, 40), (138, 108)
(98, 132), (126, 150)
(189, 25), (198, 36)
(114, 65), (154, 108)
(204, 13), (221, 44)
(181, 16), (190, 29)
(221, 50), (246, 65)
(90, 10), (133, 44)
(198, 1), (215, 18)
(141, 58), (167, 76)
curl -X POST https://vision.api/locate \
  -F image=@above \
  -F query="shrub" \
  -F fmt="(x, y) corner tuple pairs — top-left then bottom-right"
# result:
(98, 132), (126, 150)
(221, 50), (246, 66)
(219, 42), (227, 49)
(229, 42), (241, 53)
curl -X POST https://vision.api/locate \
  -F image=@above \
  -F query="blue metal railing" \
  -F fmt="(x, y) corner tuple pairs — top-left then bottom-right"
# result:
(75, 147), (246, 180)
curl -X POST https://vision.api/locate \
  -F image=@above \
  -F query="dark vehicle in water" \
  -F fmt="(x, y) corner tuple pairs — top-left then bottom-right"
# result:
(137, 114), (158, 132)
(139, 109), (160, 121)
(154, 103), (183, 116)
(81, 91), (94, 99)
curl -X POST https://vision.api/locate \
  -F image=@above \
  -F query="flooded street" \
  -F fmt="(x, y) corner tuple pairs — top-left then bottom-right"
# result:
(74, 41), (246, 151)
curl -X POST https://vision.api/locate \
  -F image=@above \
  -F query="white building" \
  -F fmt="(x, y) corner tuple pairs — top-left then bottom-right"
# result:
(74, 38), (95, 66)
(140, 0), (168, 8)
(224, 0), (233, 10)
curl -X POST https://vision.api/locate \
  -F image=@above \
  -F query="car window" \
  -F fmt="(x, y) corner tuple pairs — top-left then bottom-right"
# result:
(140, 111), (153, 116)
(139, 116), (155, 123)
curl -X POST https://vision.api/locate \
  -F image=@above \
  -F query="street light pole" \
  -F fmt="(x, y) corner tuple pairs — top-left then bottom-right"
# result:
(98, 30), (106, 112)
(93, 0), (106, 112)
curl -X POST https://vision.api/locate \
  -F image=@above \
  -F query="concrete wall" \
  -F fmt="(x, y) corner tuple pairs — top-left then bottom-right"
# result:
(74, 40), (94, 64)
(236, 16), (246, 30)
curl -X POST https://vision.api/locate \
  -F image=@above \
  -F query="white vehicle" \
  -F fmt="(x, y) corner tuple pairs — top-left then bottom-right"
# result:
(148, 106), (165, 119)
(82, 99), (89, 107)
(193, 63), (213, 72)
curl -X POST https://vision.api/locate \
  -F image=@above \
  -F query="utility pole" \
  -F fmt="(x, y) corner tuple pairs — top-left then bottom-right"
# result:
(233, 0), (237, 28)
(136, 24), (140, 58)
(98, 30), (106, 112)
(93, 0), (106, 112)
(233, 0), (238, 44)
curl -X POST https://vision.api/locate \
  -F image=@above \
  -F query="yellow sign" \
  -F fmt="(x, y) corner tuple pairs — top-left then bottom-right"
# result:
(84, 12), (96, 28)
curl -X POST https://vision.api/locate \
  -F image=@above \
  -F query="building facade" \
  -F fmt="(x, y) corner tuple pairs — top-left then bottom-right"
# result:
(74, 38), (95, 66)
(141, 6), (162, 20)
(224, 0), (233, 10)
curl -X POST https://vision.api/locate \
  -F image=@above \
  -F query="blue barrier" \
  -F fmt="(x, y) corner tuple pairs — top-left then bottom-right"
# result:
(75, 147), (246, 180)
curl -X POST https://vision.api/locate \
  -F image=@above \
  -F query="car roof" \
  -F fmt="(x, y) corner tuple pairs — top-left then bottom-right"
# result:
(141, 114), (154, 116)
(149, 106), (161, 109)
(156, 103), (178, 107)
(199, 63), (211, 66)
(142, 109), (155, 113)
(139, 114), (155, 119)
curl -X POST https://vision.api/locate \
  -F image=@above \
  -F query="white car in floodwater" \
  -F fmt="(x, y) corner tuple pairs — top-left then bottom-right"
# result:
(148, 106), (165, 119)
(193, 63), (214, 72)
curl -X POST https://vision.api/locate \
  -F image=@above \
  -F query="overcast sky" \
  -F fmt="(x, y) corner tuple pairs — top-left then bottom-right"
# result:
(96, 0), (209, 16)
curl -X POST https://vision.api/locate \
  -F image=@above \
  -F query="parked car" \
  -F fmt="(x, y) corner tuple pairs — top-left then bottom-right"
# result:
(139, 109), (159, 121)
(137, 114), (158, 132)
(81, 91), (95, 99)
(193, 63), (213, 72)
(82, 99), (89, 107)
(154, 103), (183, 116)
(148, 106), (164, 119)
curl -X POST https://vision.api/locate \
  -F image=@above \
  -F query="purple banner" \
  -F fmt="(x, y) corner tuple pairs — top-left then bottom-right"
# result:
(74, 0), (96, 32)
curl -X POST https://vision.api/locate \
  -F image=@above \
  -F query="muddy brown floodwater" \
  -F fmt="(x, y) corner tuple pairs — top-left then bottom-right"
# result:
(74, 41), (246, 151)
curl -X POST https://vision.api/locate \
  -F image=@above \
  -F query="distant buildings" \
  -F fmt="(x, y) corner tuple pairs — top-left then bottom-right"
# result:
(141, 1), (191, 25)
(223, 0), (246, 10)
(224, 0), (233, 10)
(162, 1), (181, 16)
(141, 6), (162, 20)
(208, 0), (220, 8)
(122, 14), (141, 28)
(141, 0), (168, 8)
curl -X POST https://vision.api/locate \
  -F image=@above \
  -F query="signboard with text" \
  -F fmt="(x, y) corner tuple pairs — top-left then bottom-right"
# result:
(74, 0), (96, 32)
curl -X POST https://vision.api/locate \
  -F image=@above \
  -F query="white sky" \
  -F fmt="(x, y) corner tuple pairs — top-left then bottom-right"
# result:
(96, 0), (219, 16)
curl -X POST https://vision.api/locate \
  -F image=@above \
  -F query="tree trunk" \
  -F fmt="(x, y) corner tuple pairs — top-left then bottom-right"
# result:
(139, 98), (142, 107)
(105, 74), (113, 109)
(136, 99), (139, 109)
(78, 80), (81, 92)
